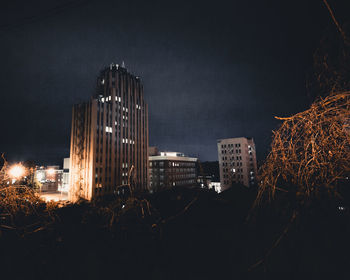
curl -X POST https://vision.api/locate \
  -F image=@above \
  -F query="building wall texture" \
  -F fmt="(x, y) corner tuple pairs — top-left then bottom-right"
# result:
(149, 154), (197, 192)
(217, 137), (258, 191)
(69, 64), (148, 201)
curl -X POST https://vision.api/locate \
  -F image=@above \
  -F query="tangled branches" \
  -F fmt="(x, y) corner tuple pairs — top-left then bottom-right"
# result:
(257, 92), (350, 205)
(0, 186), (41, 216)
(0, 156), (58, 235)
(0, 185), (59, 235)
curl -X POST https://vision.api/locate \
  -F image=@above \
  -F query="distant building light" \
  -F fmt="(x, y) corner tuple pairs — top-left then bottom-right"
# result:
(47, 168), (55, 175)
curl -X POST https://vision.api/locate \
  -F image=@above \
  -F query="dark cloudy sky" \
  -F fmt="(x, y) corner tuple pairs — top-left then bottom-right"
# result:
(0, 0), (348, 165)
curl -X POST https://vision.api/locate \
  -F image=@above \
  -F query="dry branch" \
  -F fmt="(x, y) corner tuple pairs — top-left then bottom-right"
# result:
(256, 92), (350, 206)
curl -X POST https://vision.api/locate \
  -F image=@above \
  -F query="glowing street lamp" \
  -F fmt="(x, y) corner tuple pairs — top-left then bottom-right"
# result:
(8, 164), (26, 179)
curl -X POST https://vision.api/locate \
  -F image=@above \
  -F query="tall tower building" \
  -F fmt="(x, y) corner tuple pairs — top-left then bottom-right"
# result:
(69, 63), (149, 201)
(217, 137), (257, 192)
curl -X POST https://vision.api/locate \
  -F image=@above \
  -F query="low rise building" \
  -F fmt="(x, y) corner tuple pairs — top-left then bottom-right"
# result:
(208, 181), (221, 193)
(149, 151), (197, 192)
(35, 165), (63, 192)
(197, 175), (221, 193)
(59, 158), (70, 193)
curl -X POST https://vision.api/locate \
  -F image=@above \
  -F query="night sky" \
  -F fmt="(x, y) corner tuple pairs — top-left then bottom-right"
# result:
(0, 0), (349, 165)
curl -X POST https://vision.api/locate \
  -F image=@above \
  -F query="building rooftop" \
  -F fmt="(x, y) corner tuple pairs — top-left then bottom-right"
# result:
(149, 151), (197, 162)
(217, 137), (254, 143)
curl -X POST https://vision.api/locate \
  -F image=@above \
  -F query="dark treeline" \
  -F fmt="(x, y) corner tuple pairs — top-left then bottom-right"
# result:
(1, 184), (350, 280)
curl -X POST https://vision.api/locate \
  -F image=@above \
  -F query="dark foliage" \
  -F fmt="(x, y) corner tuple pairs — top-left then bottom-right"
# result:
(196, 161), (220, 181)
(1, 184), (350, 280)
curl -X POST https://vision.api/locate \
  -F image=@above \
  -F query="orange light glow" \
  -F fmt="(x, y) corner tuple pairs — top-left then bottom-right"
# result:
(8, 164), (26, 179)
(47, 168), (55, 175)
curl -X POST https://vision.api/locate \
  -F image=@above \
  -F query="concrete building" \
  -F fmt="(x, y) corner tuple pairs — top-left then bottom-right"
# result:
(149, 151), (197, 192)
(59, 158), (70, 193)
(217, 137), (258, 191)
(35, 165), (63, 192)
(208, 181), (221, 193)
(197, 175), (221, 193)
(69, 63), (149, 201)
(197, 175), (213, 188)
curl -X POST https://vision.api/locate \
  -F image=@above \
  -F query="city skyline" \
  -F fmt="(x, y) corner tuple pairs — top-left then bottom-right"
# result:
(1, 0), (349, 165)
(0, 2), (349, 279)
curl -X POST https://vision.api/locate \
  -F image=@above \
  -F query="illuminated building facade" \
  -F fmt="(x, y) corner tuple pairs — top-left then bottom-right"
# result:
(217, 137), (258, 191)
(197, 175), (222, 193)
(69, 63), (149, 201)
(35, 165), (63, 192)
(149, 151), (197, 192)
(59, 158), (70, 193)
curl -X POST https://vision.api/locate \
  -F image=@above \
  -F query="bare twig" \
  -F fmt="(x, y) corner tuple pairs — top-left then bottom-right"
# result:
(248, 210), (297, 271)
(322, 0), (347, 42)
(256, 92), (350, 206)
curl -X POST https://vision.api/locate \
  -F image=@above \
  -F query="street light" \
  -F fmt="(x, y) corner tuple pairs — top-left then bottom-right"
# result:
(8, 164), (26, 179)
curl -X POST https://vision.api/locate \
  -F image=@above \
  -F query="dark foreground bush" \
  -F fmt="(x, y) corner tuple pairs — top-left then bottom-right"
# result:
(1, 186), (350, 280)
